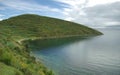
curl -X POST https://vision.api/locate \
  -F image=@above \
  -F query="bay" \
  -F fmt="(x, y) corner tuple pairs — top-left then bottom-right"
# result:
(31, 29), (120, 75)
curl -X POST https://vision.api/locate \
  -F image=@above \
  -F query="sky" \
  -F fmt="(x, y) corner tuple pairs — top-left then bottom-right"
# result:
(0, 0), (120, 28)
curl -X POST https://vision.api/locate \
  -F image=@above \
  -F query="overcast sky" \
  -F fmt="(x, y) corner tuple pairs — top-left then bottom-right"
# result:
(0, 0), (120, 28)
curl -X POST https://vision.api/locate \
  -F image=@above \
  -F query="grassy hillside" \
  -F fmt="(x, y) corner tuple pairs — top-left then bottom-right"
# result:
(0, 14), (102, 75)
(0, 14), (102, 38)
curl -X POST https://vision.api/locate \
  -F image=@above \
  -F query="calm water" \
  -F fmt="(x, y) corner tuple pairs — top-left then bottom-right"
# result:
(31, 29), (120, 75)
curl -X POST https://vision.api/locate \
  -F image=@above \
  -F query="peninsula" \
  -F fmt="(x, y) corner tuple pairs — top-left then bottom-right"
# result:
(0, 14), (102, 75)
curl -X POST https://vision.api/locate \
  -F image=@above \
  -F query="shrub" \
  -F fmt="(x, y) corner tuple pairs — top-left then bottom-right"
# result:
(0, 50), (12, 65)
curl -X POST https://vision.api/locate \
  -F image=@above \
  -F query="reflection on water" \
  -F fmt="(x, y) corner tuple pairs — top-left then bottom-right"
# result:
(31, 29), (120, 75)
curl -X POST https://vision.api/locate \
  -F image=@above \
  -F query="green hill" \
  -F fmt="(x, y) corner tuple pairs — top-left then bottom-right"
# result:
(0, 14), (102, 75)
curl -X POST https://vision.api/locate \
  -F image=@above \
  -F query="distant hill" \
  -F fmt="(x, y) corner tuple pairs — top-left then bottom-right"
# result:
(0, 14), (102, 38)
(0, 14), (102, 75)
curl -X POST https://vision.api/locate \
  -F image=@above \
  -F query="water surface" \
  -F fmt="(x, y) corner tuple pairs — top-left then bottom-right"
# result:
(31, 29), (120, 75)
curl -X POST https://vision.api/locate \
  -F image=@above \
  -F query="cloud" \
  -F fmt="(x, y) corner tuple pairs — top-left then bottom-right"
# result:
(0, 6), (6, 10)
(0, 14), (4, 20)
(54, 0), (120, 27)
(0, 2), (6, 10)
(86, 0), (120, 7)
(54, 0), (88, 20)
(83, 2), (120, 27)
(0, 0), (60, 12)
(0, 14), (4, 17)
(0, 0), (64, 20)
(0, 0), (120, 27)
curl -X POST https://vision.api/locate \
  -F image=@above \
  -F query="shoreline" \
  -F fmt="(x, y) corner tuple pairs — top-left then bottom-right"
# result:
(18, 34), (102, 44)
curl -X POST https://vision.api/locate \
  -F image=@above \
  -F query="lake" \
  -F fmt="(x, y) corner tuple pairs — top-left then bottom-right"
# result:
(30, 29), (120, 75)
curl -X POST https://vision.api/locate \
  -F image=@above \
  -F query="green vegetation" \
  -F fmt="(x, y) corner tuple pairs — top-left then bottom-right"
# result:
(0, 14), (102, 75)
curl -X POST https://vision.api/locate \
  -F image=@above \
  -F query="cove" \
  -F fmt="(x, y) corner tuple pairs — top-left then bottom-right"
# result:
(30, 29), (120, 75)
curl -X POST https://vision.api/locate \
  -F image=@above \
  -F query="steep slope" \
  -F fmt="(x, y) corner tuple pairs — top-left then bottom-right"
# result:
(0, 14), (102, 75)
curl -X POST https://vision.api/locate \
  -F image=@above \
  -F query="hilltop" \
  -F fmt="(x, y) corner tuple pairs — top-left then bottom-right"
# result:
(0, 14), (102, 75)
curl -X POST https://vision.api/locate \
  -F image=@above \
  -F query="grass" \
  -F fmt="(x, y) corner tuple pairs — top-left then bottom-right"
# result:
(0, 14), (102, 75)
(0, 62), (23, 75)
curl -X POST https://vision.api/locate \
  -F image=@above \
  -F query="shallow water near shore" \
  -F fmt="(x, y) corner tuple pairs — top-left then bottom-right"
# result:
(31, 29), (120, 75)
